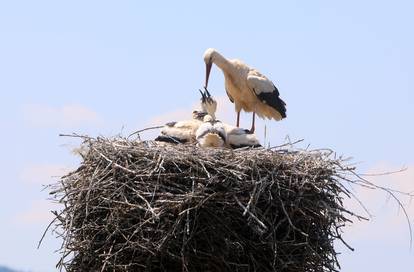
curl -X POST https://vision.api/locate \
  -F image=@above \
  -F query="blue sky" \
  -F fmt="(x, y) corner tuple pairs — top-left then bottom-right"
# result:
(0, 1), (413, 271)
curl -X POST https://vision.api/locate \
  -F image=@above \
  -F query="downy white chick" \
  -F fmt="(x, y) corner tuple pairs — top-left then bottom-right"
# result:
(224, 124), (262, 149)
(154, 88), (217, 144)
(196, 115), (227, 148)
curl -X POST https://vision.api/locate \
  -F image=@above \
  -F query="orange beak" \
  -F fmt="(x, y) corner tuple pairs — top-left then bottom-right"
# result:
(205, 62), (212, 88)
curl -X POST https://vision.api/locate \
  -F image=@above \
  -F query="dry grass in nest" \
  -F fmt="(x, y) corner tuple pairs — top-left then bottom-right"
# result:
(47, 135), (407, 272)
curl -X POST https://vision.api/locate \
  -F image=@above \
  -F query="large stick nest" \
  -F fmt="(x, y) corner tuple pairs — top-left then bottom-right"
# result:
(51, 136), (363, 272)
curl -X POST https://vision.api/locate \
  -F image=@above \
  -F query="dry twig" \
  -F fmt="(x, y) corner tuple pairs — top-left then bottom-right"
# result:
(46, 136), (411, 272)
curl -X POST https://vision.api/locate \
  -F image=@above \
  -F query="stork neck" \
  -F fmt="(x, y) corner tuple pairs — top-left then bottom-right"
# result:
(212, 52), (232, 72)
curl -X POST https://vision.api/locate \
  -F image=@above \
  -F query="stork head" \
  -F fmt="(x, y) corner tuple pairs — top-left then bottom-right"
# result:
(199, 87), (217, 118)
(192, 110), (207, 121)
(203, 48), (218, 88)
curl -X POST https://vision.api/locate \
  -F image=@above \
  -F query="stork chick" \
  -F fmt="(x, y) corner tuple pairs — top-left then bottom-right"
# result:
(199, 87), (217, 119)
(154, 118), (202, 144)
(224, 124), (262, 149)
(203, 48), (287, 133)
(155, 88), (218, 144)
(196, 115), (227, 148)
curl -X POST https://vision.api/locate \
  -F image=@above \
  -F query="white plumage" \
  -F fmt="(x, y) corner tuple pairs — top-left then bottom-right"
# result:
(196, 115), (227, 148)
(156, 119), (202, 144)
(155, 89), (218, 145)
(203, 48), (286, 133)
(223, 124), (261, 149)
(155, 84), (262, 149)
(199, 88), (217, 119)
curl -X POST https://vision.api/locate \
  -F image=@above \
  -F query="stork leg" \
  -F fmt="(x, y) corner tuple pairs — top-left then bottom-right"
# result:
(250, 112), (256, 134)
(236, 111), (240, 127)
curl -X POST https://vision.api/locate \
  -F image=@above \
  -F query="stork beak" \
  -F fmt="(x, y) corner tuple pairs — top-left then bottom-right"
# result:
(205, 62), (212, 88)
(198, 89), (206, 102)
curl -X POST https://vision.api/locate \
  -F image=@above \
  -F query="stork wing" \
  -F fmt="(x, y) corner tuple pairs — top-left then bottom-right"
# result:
(225, 86), (234, 103)
(247, 70), (286, 118)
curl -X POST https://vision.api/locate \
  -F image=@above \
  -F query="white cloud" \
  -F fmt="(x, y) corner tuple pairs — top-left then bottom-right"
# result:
(15, 164), (70, 225)
(23, 103), (102, 128)
(20, 163), (74, 185)
(146, 95), (234, 126)
(13, 200), (59, 225)
(147, 108), (195, 127)
(342, 163), (414, 243)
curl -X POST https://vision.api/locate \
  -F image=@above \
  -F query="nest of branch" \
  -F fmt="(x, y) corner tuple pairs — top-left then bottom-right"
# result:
(51, 136), (361, 272)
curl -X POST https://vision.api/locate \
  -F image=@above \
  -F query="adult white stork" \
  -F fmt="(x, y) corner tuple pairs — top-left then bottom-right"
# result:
(198, 88), (261, 149)
(203, 48), (286, 133)
(196, 115), (227, 148)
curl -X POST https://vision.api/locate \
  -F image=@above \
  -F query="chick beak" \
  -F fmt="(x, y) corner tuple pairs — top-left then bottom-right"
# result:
(204, 87), (212, 98)
(199, 89), (206, 102)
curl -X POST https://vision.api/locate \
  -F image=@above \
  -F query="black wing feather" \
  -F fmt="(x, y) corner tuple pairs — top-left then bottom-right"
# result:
(255, 86), (287, 118)
(154, 135), (187, 144)
(230, 143), (262, 149)
(165, 121), (177, 127)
